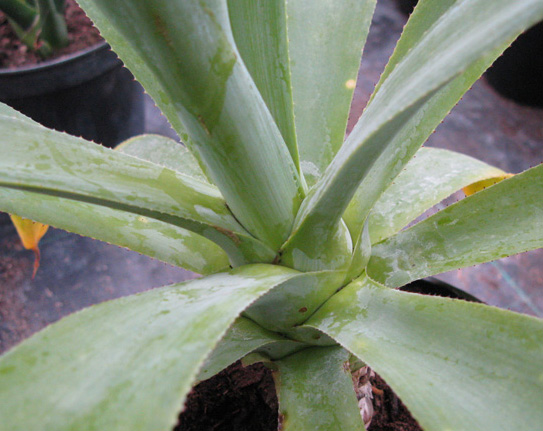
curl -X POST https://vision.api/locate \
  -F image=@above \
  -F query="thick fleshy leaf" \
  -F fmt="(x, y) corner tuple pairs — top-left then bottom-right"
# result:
(281, 216), (354, 272)
(286, 0), (375, 187)
(346, 218), (371, 283)
(243, 269), (345, 332)
(0, 104), (275, 265)
(116, 135), (211, 184)
(344, 147), (507, 244)
(282, 97), (434, 271)
(275, 346), (365, 431)
(2, 188), (229, 275)
(197, 317), (303, 382)
(112, 135), (228, 272)
(340, 0), (517, 243)
(368, 164), (543, 287)
(229, 0), (375, 187)
(76, 0), (304, 249)
(227, 0), (300, 176)
(0, 264), (300, 431)
(284, 0), (543, 264)
(306, 276), (543, 431)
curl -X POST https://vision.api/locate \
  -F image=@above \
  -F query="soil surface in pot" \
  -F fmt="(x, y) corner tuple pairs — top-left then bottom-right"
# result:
(0, 0), (102, 68)
(175, 361), (422, 431)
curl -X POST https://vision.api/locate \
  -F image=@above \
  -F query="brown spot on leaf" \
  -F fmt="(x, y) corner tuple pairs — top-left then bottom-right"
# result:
(197, 115), (211, 135)
(152, 14), (174, 48)
(213, 225), (241, 245)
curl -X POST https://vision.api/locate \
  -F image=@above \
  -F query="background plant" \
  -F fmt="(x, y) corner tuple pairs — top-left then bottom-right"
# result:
(0, 0), (543, 430)
(0, 0), (68, 58)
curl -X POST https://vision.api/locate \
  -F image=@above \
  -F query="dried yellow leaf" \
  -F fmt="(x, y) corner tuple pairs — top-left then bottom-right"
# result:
(9, 214), (49, 278)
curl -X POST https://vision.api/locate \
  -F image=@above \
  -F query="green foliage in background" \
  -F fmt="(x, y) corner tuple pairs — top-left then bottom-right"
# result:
(0, 0), (68, 57)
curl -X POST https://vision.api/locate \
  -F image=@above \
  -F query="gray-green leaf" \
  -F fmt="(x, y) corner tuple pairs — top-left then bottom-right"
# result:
(285, 0), (543, 264)
(0, 104), (275, 265)
(307, 275), (543, 431)
(344, 147), (507, 244)
(275, 346), (365, 431)
(368, 164), (543, 287)
(0, 264), (299, 431)
(75, 0), (304, 249)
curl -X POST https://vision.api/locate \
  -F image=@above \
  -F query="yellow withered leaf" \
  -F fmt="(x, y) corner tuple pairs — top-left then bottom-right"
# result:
(462, 173), (514, 196)
(9, 214), (49, 278)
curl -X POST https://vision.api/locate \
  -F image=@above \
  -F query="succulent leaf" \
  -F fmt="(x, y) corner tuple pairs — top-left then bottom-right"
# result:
(306, 275), (543, 431)
(0, 104), (274, 266)
(197, 317), (303, 382)
(275, 346), (365, 431)
(345, 147), (508, 245)
(0, 265), (300, 431)
(368, 164), (543, 287)
(75, 0), (305, 249)
(285, 0), (543, 264)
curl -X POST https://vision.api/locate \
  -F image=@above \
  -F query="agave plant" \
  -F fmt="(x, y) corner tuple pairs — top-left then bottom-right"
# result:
(1, 0), (543, 430)
(0, 0), (68, 58)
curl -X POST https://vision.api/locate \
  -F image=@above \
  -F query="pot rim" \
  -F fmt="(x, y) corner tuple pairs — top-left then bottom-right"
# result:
(0, 41), (122, 99)
(0, 41), (112, 76)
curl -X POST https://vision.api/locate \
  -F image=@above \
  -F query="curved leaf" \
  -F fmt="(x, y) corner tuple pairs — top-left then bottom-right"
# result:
(2, 188), (229, 275)
(344, 147), (507, 244)
(228, 0), (376, 187)
(76, 0), (304, 249)
(0, 104), (275, 265)
(197, 317), (302, 382)
(116, 134), (211, 184)
(281, 216), (354, 272)
(282, 96), (434, 271)
(285, 0), (375, 187)
(306, 276), (543, 431)
(275, 346), (365, 431)
(368, 164), (543, 287)
(341, 0), (515, 243)
(243, 269), (345, 332)
(227, 0), (300, 176)
(284, 0), (543, 263)
(346, 218), (371, 283)
(0, 264), (300, 431)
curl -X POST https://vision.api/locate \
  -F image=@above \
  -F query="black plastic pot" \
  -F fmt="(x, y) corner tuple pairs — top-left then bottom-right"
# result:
(484, 22), (543, 107)
(0, 41), (145, 147)
(396, 0), (417, 15)
(400, 277), (481, 303)
(0, 41), (145, 225)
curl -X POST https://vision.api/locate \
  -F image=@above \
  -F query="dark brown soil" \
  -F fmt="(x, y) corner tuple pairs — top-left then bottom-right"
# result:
(0, 255), (33, 349)
(176, 362), (278, 431)
(176, 361), (422, 431)
(368, 374), (422, 431)
(0, 0), (103, 69)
